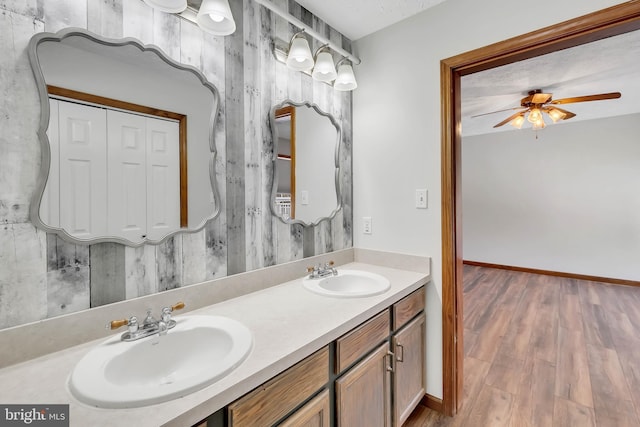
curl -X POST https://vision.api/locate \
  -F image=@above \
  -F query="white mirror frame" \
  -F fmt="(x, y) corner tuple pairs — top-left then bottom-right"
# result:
(28, 28), (221, 247)
(269, 99), (342, 227)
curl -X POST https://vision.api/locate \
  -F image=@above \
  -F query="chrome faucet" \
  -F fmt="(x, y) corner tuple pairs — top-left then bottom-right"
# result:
(306, 261), (338, 279)
(108, 302), (185, 341)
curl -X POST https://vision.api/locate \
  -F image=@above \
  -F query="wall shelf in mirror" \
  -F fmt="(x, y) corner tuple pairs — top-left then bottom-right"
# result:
(270, 100), (341, 227)
(28, 28), (221, 247)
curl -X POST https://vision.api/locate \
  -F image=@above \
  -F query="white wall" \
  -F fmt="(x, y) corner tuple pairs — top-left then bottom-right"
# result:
(353, 0), (628, 399)
(463, 113), (640, 280)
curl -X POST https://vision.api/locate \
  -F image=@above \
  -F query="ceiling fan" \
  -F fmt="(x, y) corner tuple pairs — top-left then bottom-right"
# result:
(473, 89), (622, 129)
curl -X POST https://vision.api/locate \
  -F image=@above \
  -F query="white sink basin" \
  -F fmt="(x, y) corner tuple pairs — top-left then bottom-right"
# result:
(303, 270), (391, 298)
(69, 315), (252, 408)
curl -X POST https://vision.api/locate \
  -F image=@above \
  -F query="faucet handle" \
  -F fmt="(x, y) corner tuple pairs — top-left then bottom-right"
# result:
(107, 316), (136, 330)
(170, 301), (185, 312)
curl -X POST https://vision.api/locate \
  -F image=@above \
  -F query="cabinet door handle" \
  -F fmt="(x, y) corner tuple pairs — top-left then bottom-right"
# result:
(396, 342), (404, 363)
(386, 351), (395, 372)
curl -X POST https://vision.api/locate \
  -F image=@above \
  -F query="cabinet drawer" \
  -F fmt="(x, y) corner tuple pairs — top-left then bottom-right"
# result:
(228, 347), (329, 427)
(393, 287), (425, 330)
(336, 309), (390, 373)
(278, 389), (330, 427)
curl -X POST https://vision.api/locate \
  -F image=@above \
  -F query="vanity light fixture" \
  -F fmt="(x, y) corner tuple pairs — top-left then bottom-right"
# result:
(334, 58), (358, 91)
(145, 0), (237, 36)
(196, 0), (236, 35)
(286, 31), (314, 71)
(143, 0), (187, 13)
(312, 45), (338, 82)
(254, 0), (360, 91)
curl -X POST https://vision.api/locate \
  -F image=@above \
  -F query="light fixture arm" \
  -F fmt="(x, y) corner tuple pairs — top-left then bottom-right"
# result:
(335, 57), (352, 67)
(253, 0), (361, 65)
(314, 44), (331, 59)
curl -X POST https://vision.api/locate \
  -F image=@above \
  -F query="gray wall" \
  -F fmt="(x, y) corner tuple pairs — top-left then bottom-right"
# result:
(0, 0), (353, 329)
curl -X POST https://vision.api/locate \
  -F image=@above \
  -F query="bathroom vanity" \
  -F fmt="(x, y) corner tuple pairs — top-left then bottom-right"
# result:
(0, 251), (429, 427)
(225, 287), (425, 427)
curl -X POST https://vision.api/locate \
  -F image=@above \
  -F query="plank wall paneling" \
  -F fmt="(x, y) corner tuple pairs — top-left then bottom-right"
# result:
(0, 0), (353, 329)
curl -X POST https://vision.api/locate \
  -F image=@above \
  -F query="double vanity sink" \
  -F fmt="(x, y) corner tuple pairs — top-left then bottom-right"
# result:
(0, 256), (429, 427)
(69, 268), (392, 410)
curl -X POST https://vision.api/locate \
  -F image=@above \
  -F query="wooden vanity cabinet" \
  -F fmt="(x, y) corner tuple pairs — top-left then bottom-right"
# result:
(392, 314), (426, 427)
(279, 389), (331, 427)
(227, 347), (329, 427)
(221, 286), (426, 427)
(335, 287), (426, 427)
(336, 342), (393, 427)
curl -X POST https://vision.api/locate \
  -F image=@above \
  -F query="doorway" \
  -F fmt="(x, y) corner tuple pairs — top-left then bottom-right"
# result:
(439, 2), (640, 415)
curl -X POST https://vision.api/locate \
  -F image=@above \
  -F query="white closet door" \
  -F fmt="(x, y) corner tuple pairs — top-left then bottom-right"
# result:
(107, 110), (147, 242)
(41, 99), (61, 227)
(58, 101), (107, 239)
(146, 118), (180, 241)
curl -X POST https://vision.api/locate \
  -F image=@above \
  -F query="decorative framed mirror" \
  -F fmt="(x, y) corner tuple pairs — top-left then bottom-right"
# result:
(28, 28), (221, 246)
(270, 100), (342, 226)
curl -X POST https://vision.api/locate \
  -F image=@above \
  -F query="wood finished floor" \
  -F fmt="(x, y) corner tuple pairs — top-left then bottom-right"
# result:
(404, 265), (640, 427)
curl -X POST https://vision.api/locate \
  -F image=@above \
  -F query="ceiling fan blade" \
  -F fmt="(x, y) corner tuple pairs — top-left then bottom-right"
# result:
(531, 92), (552, 104)
(493, 111), (525, 128)
(550, 92), (621, 105)
(471, 107), (525, 118)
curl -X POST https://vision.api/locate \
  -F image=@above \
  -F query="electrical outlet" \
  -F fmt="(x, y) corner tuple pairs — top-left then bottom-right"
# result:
(363, 217), (372, 234)
(416, 189), (428, 209)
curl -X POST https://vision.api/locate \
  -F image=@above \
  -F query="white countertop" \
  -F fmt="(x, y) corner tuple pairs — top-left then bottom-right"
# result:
(0, 261), (429, 427)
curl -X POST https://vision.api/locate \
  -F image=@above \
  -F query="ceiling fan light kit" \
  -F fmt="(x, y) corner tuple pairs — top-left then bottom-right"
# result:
(476, 89), (622, 131)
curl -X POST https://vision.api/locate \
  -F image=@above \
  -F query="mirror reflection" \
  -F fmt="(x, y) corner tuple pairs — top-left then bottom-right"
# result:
(29, 29), (220, 246)
(271, 100), (341, 226)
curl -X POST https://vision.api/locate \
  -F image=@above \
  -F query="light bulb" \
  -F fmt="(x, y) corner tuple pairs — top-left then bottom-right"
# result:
(286, 36), (314, 71)
(510, 115), (525, 129)
(527, 107), (542, 124)
(334, 62), (357, 91)
(532, 117), (546, 130)
(312, 50), (337, 82)
(547, 108), (566, 122)
(209, 13), (224, 22)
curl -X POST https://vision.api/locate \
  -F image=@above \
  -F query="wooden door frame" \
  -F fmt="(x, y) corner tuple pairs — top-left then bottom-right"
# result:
(440, 2), (640, 416)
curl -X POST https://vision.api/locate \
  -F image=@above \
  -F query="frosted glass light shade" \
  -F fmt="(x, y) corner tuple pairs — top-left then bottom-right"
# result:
(197, 0), (236, 35)
(547, 108), (567, 122)
(334, 63), (357, 91)
(143, 0), (187, 13)
(312, 51), (337, 82)
(286, 37), (314, 71)
(510, 114), (525, 129)
(527, 107), (542, 124)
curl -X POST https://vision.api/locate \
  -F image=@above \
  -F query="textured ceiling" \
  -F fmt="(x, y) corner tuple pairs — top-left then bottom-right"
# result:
(462, 30), (640, 137)
(293, 0), (448, 41)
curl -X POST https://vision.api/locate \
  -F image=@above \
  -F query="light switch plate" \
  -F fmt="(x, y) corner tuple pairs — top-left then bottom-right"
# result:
(416, 189), (428, 209)
(363, 217), (372, 234)
(301, 190), (309, 205)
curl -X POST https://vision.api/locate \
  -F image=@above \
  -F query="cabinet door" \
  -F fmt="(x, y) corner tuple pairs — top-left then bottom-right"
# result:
(335, 342), (392, 427)
(393, 314), (426, 427)
(279, 389), (330, 427)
